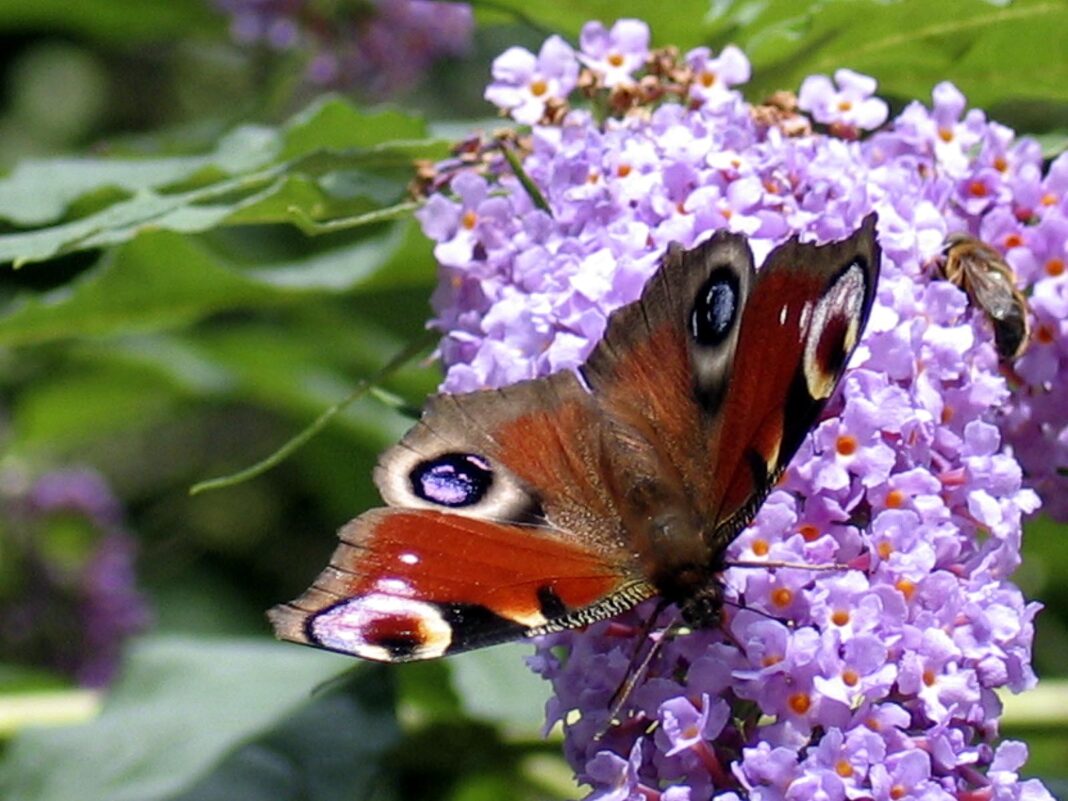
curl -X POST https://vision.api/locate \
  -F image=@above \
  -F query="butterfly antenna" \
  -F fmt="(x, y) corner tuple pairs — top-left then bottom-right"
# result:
(724, 558), (849, 572)
(595, 599), (679, 741)
(721, 596), (781, 624)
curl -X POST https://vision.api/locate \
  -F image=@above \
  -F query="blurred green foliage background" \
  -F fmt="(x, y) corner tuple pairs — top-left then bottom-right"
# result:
(0, 1), (1066, 799)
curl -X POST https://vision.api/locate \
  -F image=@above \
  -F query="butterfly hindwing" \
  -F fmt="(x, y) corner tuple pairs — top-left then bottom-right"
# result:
(268, 508), (652, 661)
(271, 370), (655, 661)
(375, 370), (630, 555)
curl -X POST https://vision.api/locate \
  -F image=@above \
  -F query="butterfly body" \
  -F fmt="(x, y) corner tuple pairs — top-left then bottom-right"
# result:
(270, 215), (882, 661)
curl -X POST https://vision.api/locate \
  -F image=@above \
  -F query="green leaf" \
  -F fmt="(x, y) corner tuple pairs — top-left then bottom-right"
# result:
(0, 0), (216, 43)
(0, 170), (284, 266)
(0, 235), (274, 345)
(448, 645), (551, 737)
(0, 96), (437, 227)
(0, 665), (68, 695)
(395, 661), (464, 723)
(705, 0), (1068, 108)
(278, 97), (433, 158)
(169, 667), (401, 801)
(11, 363), (178, 450)
(189, 331), (434, 496)
(188, 322), (418, 449)
(1001, 679), (1068, 728)
(0, 170), (412, 268)
(471, 0), (719, 50)
(0, 689), (101, 736)
(0, 97), (445, 267)
(0, 636), (357, 801)
(0, 125), (284, 227)
(1029, 129), (1068, 158)
(0, 219), (427, 347)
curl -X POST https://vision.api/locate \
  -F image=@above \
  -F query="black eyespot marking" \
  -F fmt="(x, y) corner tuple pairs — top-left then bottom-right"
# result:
(441, 603), (526, 653)
(410, 453), (493, 508)
(536, 585), (568, 619)
(364, 625), (424, 658)
(745, 448), (769, 494)
(690, 267), (740, 347)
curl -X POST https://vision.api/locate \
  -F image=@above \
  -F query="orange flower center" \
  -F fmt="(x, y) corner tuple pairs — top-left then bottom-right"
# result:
(788, 692), (811, 714)
(836, 434), (858, 456)
(941, 405), (955, 424)
(890, 786), (907, 800)
(799, 523), (820, 542)
(837, 100), (853, 112)
(608, 52), (625, 68)
(896, 578), (916, 600)
(1046, 258), (1065, 277)
(1036, 324), (1055, 345)
(461, 210), (478, 230)
(616, 163), (632, 178)
(1004, 233), (1024, 249)
(700, 71), (717, 88)
(835, 760), (855, 778)
(877, 541), (894, 560)
(771, 587), (793, 608)
(752, 538), (770, 556)
(1041, 192), (1058, 207)
(923, 668), (937, 687)
(529, 79), (548, 97)
(762, 654), (783, 668)
(831, 609), (851, 626)
(885, 489), (905, 509)
(938, 127), (954, 143)
(842, 669), (860, 687)
(968, 180), (988, 198)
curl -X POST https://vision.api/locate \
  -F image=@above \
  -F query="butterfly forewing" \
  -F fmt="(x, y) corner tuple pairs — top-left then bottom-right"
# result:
(705, 215), (880, 544)
(580, 231), (756, 508)
(579, 214), (880, 544)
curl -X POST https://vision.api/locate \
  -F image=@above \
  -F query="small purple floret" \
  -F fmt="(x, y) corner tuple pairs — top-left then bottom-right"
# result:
(213, 0), (474, 95)
(2, 468), (150, 687)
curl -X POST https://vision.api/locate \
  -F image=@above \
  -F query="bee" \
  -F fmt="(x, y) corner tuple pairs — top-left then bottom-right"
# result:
(938, 233), (1031, 361)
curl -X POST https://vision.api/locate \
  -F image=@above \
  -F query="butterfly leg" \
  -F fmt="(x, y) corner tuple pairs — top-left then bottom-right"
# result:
(596, 598), (678, 739)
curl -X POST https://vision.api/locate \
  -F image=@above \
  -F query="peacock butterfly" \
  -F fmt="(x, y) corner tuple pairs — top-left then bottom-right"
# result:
(269, 214), (882, 662)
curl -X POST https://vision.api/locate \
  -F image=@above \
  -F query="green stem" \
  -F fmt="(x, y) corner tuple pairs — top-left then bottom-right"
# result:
(190, 330), (436, 495)
(501, 144), (551, 214)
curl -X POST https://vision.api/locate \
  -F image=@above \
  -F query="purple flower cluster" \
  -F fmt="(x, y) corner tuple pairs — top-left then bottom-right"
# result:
(415, 19), (1061, 801)
(213, 0), (473, 95)
(995, 172), (1068, 519)
(0, 469), (150, 687)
